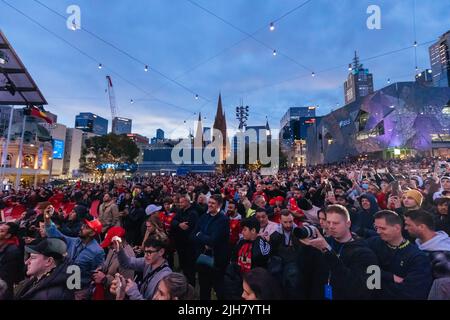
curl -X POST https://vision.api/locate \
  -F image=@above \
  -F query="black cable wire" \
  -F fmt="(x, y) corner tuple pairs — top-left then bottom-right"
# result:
(185, 0), (313, 72)
(31, 0), (209, 102)
(1, 0), (196, 115)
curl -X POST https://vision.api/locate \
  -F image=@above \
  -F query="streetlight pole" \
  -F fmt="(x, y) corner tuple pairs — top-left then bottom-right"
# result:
(14, 115), (27, 190)
(0, 106), (14, 188)
(48, 155), (53, 185)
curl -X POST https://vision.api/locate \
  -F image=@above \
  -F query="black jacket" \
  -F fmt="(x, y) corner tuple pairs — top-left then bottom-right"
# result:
(231, 236), (271, 271)
(0, 242), (24, 299)
(14, 259), (74, 300)
(366, 236), (433, 300)
(434, 214), (450, 237)
(224, 236), (271, 300)
(190, 211), (230, 269)
(122, 206), (146, 246)
(269, 229), (305, 264)
(171, 205), (199, 246)
(304, 236), (379, 300)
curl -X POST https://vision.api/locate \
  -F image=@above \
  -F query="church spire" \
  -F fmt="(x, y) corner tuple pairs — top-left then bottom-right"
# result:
(194, 112), (203, 146)
(213, 93), (229, 162)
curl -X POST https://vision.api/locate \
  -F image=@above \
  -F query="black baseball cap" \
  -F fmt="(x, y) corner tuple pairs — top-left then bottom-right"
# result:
(25, 238), (67, 260)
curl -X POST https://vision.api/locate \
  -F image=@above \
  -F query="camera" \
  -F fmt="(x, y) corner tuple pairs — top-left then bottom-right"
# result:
(293, 224), (319, 239)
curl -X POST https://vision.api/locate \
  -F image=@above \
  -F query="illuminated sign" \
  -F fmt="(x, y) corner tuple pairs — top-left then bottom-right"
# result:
(52, 139), (64, 159)
(339, 119), (351, 128)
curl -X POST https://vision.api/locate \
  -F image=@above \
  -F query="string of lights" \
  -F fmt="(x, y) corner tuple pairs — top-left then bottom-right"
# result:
(31, 0), (209, 102)
(185, 0), (314, 73)
(229, 39), (436, 100)
(0, 0), (197, 116)
(2, 0), (439, 138)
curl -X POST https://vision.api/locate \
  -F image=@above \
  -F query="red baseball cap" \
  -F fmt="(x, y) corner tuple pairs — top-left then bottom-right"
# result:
(84, 219), (103, 235)
(100, 226), (126, 248)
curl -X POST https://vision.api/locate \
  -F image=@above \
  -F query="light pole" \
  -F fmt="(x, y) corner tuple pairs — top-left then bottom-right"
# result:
(47, 156), (53, 184)
(14, 115), (27, 190)
(0, 105), (14, 188)
(235, 102), (249, 131)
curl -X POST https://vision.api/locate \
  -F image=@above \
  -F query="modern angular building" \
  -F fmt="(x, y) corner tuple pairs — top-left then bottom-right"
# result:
(112, 117), (132, 135)
(75, 112), (108, 135)
(306, 81), (450, 164)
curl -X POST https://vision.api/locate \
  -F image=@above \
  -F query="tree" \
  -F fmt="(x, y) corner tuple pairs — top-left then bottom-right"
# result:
(80, 133), (139, 178)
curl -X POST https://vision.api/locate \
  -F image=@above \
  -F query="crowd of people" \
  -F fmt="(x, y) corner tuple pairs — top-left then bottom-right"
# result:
(0, 157), (449, 300)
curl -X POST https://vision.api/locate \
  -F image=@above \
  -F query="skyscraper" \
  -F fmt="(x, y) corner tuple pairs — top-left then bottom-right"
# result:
(75, 113), (108, 135)
(429, 30), (450, 87)
(344, 51), (374, 104)
(279, 107), (317, 167)
(212, 93), (229, 162)
(156, 129), (164, 140)
(112, 117), (132, 134)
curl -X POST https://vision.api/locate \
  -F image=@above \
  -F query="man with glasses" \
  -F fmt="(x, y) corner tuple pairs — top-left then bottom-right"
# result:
(111, 236), (172, 300)
(44, 205), (105, 300)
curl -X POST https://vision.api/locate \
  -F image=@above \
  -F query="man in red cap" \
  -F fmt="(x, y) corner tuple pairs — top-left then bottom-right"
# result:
(44, 206), (105, 300)
(92, 226), (135, 300)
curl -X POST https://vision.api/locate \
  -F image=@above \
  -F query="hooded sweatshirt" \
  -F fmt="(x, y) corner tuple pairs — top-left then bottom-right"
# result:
(350, 194), (379, 238)
(433, 177), (450, 200)
(416, 231), (450, 279)
(416, 231), (450, 252)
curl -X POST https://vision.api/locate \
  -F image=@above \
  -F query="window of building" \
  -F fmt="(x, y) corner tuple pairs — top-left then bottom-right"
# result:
(431, 133), (450, 142)
(356, 110), (369, 131)
(442, 106), (450, 115)
(356, 120), (385, 141)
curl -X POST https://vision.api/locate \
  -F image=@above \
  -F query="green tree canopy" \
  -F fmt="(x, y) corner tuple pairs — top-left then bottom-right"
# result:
(80, 133), (139, 175)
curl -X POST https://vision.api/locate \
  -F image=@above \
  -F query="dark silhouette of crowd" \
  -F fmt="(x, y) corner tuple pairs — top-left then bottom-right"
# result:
(1, 157), (449, 300)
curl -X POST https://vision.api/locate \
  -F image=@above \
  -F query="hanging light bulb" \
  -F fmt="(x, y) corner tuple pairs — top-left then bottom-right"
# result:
(130, 99), (134, 104)
(144, 65), (148, 72)
(413, 41), (417, 47)
(272, 49), (277, 56)
(348, 64), (352, 71)
(195, 94), (199, 100)
(311, 72), (315, 77)
(269, 22), (275, 31)
(387, 78), (391, 84)
(98, 63), (103, 69)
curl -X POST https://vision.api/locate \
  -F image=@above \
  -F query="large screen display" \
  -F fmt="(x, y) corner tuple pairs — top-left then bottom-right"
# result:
(52, 139), (64, 159)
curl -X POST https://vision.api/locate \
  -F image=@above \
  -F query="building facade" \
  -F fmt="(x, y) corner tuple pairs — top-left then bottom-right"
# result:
(75, 112), (108, 135)
(306, 82), (450, 164)
(429, 30), (450, 88)
(112, 117), (132, 135)
(280, 107), (317, 166)
(344, 51), (374, 105)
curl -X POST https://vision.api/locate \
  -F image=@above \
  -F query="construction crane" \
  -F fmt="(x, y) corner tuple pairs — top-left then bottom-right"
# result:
(106, 75), (118, 120)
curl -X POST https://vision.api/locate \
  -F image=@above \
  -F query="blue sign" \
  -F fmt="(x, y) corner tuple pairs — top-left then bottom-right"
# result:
(52, 139), (64, 159)
(176, 167), (190, 176)
(97, 162), (137, 172)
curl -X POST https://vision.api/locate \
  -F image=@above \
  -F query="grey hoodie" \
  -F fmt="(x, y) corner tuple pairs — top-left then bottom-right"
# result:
(416, 231), (450, 252)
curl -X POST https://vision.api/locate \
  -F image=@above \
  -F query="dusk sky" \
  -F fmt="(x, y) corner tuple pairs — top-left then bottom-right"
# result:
(1, 0), (449, 139)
